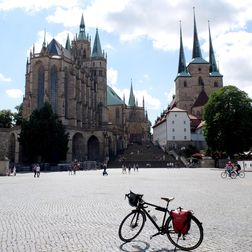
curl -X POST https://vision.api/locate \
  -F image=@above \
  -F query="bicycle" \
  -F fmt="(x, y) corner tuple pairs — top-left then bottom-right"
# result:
(118, 191), (204, 251)
(220, 168), (237, 179)
(234, 170), (245, 178)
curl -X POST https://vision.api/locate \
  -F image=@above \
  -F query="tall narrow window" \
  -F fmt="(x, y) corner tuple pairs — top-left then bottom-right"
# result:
(50, 65), (58, 113)
(64, 68), (69, 118)
(37, 65), (45, 110)
(198, 76), (204, 87)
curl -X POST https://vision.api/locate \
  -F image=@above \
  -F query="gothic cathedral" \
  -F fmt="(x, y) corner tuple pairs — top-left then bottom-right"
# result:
(21, 14), (151, 163)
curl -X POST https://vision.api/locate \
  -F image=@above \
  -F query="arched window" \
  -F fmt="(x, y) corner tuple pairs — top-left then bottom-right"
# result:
(183, 81), (187, 87)
(50, 65), (58, 113)
(214, 81), (218, 87)
(37, 65), (45, 110)
(64, 68), (69, 118)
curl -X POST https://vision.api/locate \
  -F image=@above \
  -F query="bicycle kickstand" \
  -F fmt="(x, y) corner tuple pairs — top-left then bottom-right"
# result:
(150, 232), (161, 239)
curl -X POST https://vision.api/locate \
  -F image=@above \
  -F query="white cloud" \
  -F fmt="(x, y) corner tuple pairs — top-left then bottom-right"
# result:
(0, 0), (79, 12)
(107, 68), (118, 86)
(6, 89), (23, 98)
(0, 73), (12, 82)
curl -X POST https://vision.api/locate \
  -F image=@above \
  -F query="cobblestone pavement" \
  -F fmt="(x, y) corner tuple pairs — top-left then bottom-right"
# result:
(0, 168), (251, 252)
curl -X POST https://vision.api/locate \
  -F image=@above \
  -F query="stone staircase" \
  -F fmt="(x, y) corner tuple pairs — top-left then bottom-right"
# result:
(108, 141), (183, 168)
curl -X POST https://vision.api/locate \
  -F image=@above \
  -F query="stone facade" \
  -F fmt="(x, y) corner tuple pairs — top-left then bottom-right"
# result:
(5, 15), (150, 164)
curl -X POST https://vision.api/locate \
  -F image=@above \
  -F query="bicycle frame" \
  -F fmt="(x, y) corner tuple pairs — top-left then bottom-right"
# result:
(137, 200), (170, 237)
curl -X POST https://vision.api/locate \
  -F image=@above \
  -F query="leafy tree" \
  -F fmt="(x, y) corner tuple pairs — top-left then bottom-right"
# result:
(203, 85), (252, 158)
(13, 103), (23, 126)
(0, 109), (14, 128)
(19, 103), (69, 163)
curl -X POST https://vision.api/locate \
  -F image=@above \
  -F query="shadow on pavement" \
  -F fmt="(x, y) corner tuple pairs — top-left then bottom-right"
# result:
(119, 240), (177, 252)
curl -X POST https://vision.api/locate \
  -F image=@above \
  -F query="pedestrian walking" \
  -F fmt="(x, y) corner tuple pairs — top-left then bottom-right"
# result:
(36, 164), (40, 177)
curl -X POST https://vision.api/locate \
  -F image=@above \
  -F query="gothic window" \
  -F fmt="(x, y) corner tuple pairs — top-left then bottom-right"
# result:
(83, 49), (86, 58)
(50, 65), (58, 113)
(183, 81), (187, 87)
(37, 65), (45, 110)
(198, 76), (204, 87)
(116, 108), (120, 123)
(64, 68), (69, 118)
(214, 81), (218, 87)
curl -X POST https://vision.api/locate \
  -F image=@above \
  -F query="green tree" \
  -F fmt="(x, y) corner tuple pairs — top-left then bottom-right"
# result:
(13, 103), (23, 126)
(203, 85), (252, 158)
(19, 103), (69, 163)
(0, 109), (14, 128)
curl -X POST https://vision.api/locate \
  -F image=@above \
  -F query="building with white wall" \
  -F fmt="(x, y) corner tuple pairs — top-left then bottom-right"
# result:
(153, 107), (191, 150)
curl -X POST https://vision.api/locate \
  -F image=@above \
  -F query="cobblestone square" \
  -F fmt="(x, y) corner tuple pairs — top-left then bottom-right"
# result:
(0, 168), (251, 252)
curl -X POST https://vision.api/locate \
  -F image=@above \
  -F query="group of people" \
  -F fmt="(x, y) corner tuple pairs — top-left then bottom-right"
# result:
(32, 163), (41, 178)
(225, 161), (241, 176)
(122, 163), (139, 174)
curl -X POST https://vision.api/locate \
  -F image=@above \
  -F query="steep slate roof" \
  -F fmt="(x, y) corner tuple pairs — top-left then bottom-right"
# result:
(92, 29), (103, 58)
(128, 81), (136, 107)
(47, 39), (71, 59)
(190, 8), (208, 64)
(208, 22), (223, 77)
(192, 89), (209, 107)
(107, 85), (124, 105)
(177, 22), (190, 78)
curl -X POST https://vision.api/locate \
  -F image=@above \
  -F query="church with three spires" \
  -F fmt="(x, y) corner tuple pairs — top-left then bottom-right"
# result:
(17, 14), (150, 163)
(153, 10), (223, 150)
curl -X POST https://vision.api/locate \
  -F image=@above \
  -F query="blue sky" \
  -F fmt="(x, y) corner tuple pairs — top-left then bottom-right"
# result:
(1, 0), (252, 126)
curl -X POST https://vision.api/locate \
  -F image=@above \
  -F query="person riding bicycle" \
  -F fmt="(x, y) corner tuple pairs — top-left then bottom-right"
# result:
(225, 161), (234, 176)
(234, 161), (241, 175)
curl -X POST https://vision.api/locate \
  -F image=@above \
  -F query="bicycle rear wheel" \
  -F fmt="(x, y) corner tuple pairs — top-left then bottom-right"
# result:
(118, 210), (146, 242)
(166, 215), (203, 251)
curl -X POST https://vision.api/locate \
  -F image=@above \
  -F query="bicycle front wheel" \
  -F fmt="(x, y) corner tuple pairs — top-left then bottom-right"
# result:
(239, 171), (245, 178)
(221, 171), (227, 178)
(118, 210), (146, 242)
(166, 215), (203, 251)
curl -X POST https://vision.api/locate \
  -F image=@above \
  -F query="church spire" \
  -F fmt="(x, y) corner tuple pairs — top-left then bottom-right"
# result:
(208, 21), (221, 75)
(128, 79), (135, 107)
(78, 14), (87, 40)
(177, 21), (188, 75)
(65, 33), (71, 51)
(192, 7), (202, 59)
(92, 28), (103, 58)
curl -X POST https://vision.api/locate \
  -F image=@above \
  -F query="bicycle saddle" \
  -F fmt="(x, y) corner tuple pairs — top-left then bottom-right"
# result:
(161, 197), (175, 202)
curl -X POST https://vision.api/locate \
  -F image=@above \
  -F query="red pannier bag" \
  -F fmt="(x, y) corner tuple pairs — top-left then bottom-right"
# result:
(171, 207), (192, 235)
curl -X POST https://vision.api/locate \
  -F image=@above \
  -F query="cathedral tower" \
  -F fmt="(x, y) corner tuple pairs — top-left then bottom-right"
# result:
(174, 9), (223, 119)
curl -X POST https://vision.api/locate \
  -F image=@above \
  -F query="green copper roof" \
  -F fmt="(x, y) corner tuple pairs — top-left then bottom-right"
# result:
(78, 14), (87, 40)
(107, 85), (124, 105)
(177, 22), (189, 75)
(192, 8), (203, 60)
(92, 28), (103, 58)
(208, 22), (222, 75)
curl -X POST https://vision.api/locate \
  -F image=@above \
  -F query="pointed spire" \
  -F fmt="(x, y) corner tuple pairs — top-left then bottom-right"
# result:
(208, 21), (220, 75)
(42, 29), (46, 48)
(92, 28), (103, 58)
(192, 7), (202, 59)
(128, 79), (136, 107)
(177, 21), (188, 75)
(78, 14), (87, 40)
(65, 33), (71, 51)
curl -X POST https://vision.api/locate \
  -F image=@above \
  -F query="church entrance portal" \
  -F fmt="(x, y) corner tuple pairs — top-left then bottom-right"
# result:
(88, 136), (100, 161)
